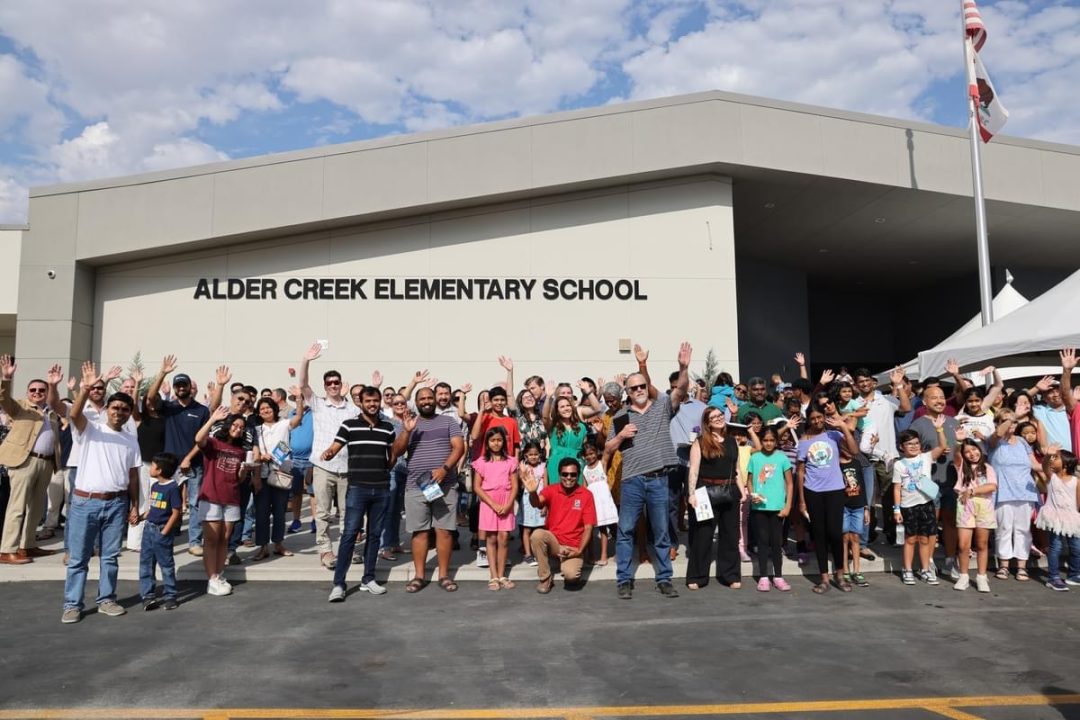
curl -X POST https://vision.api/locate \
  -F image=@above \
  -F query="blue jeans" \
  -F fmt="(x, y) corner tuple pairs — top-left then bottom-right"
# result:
(63, 494), (127, 610)
(228, 481), (254, 553)
(139, 522), (177, 600)
(185, 465), (205, 547)
(615, 473), (673, 584)
(334, 485), (389, 587)
(1048, 532), (1080, 581)
(860, 464), (875, 546)
(254, 482), (290, 545)
(380, 462), (407, 551)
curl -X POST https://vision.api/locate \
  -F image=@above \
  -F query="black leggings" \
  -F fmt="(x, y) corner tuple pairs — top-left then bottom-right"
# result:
(805, 488), (845, 577)
(751, 510), (783, 578)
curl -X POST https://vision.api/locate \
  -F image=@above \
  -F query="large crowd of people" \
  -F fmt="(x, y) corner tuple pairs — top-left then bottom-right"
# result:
(1, 341), (1079, 624)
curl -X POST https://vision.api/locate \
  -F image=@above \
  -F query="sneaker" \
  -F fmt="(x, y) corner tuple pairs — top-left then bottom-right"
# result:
(163, 598), (179, 611)
(524, 555), (538, 567)
(328, 585), (346, 603)
(656, 581), (679, 598)
(944, 557), (961, 582)
(773, 577), (792, 592)
(207, 576), (232, 596)
(1066, 576), (1080, 587)
(227, 551), (243, 566)
(953, 575), (970, 591)
(142, 597), (159, 611)
(617, 582), (633, 600)
(921, 568), (940, 586)
(901, 569), (916, 585)
(975, 574), (991, 593)
(60, 608), (81, 624)
(476, 548), (489, 568)
(187, 545), (203, 557)
(218, 575), (233, 592)
(359, 579), (387, 595)
(1046, 577), (1069, 592)
(97, 600), (126, 617)
(852, 572), (869, 587)
(287, 520), (302, 534)
(756, 577), (771, 592)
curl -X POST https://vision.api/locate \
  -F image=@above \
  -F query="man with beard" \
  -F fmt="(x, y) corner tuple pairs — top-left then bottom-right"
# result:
(736, 377), (783, 424)
(522, 456), (596, 593)
(322, 385), (407, 602)
(402, 387), (464, 593)
(146, 356), (226, 557)
(606, 342), (692, 600)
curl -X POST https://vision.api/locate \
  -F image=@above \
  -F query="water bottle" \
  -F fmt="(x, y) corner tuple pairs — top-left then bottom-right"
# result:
(895, 519), (905, 546)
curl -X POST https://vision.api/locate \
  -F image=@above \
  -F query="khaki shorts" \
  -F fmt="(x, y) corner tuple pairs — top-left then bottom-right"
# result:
(404, 484), (459, 533)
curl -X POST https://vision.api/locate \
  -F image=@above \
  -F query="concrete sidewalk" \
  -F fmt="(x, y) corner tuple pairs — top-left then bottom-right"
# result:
(0, 512), (1043, 585)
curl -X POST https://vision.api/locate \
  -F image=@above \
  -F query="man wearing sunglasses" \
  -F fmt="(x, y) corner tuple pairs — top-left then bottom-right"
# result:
(299, 342), (359, 570)
(0, 356), (65, 564)
(606, 341), (693, 600)
(522, 456), (596, 593)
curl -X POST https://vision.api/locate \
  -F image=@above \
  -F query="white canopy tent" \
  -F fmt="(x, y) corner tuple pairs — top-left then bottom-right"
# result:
(918, 268), (1080, 379)
(876, 281), (1028, 384)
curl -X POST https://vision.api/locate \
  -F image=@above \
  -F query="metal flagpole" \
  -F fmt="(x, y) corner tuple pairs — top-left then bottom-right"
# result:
(963, 3), (994, 326)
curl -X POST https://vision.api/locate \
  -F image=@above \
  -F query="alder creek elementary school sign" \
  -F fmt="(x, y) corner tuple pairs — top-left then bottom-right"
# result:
(193, 277), (649, 302)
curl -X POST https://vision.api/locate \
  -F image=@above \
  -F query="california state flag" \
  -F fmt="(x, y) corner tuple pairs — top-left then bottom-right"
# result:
(964, 0), (1009, 142)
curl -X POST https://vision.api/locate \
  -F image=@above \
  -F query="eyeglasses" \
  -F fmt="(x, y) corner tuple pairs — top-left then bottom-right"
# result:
(324, 380), (342, 386)
(628, 383), (647, 392)
(27, 387), (47, 393)
(89, 386), (105, 392)
(559, 472), (578, 478)
(391, 401), (406, 406)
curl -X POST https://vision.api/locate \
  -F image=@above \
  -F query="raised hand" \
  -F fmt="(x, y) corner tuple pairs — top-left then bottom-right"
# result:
(403, 411), (417, 433)
(725, 397), (739, 415)
(0, 355), (15, 381)
(1035, 375), (1055, 393)
(1061, 347), (1077, 372)
(577, 379), (591, 393)
(304, 342), (323, 362)
(978, 365), (996, 378)
(498, 356), (514, 372)
(945, 358), (960, 376)
(955, 426), (968, 442)
(521, 468), (539, 494)
(288, 385), (301, 399)
(614, 373), (627, 387)
(46, 363), (64, 386)
(633, 344), (649, 364)
(931, 414), (945, 429)
(211, 405), (230, 422)
(889, 366), (905, 386)
(413, 369), (430, 384)
(677, 341), (692, 368)
(820, 369), (835, 386)
(215, 365), (232, 386)
(102, 365), (123, 384)
(794, 352), (806, 367)
(422, 376), (438, 389)
(160, 355), (178, 375)
(66, 376), (77, 393)
(130, 368), (144, 386)
(824, 415), (845, 430)
(460, 383), (473, 395)
(80, 361), (100, 388)
(371, 370), (383, 387)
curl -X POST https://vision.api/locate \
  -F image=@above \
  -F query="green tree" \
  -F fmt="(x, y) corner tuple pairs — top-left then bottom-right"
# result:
(692, 348), (719, 389)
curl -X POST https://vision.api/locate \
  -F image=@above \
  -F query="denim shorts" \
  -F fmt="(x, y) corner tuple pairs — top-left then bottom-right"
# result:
(842, 505), (866, 535)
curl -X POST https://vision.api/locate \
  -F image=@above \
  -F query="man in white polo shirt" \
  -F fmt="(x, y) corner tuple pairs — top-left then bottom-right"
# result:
(62, 361), (141, 625)
(299, 342), (359, 570)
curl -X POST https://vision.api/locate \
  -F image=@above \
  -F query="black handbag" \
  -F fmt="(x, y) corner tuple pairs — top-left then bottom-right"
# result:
(704, 444), (740, 506)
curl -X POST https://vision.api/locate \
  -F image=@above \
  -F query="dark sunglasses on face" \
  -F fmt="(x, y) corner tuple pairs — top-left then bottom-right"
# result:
(325, 380), (341, 386)
(28, 387), (47, 393)
(628, 383), (647, 392)
(559, 472), (578, 478)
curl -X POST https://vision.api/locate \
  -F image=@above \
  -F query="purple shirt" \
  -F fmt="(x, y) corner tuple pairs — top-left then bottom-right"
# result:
(797, 430), (845, 493)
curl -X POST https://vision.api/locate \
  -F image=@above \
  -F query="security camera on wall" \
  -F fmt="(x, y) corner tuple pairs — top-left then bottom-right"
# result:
(46, 269), (56, 279)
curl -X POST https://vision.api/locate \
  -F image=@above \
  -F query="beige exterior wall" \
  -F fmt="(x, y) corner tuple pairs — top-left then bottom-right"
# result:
(93, 177), (736, 394)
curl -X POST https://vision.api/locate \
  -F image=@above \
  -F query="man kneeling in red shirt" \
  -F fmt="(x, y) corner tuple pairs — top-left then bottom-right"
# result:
(523, 456), (596, 593)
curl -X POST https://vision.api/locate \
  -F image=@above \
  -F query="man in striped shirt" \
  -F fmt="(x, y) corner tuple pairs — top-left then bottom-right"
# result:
(322, 385), (407, 602)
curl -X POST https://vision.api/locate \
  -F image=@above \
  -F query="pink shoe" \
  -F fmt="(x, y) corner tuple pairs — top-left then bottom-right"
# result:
(756, 577), (771, 592)
(773, 577), (792, 592)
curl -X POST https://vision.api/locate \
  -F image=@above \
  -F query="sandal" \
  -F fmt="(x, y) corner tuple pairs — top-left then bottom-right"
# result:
(812, 582), (830, 594)
(487, 579), (501, 592)
(273, 546), (294, 557)
(832, 576), (853, 592)
(1016, 568), (1030, 582)
(995, 567), (1010, 581)
(498, 577), (515, 590)
(437, 577), (459, 592)
(250, 548), (270, 562)
(405, 578), (425, 593)
(595, 559), (608, 566)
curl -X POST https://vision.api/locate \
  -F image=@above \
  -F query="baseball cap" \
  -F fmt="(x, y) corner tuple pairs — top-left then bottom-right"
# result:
(173, 373), (192, 386)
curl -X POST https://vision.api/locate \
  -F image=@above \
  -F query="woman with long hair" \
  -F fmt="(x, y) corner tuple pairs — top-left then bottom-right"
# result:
(251, 397), (293, 562)
(988, 408), (1043, 581)
(544, 396), (587, 485)
(686, 406), (745, 589)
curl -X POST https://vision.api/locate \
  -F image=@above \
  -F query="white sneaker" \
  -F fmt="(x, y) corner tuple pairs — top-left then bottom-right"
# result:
(359, 579), (387, 595)
(953, 574), (970, 591)
(477, 548), (489, 568)
(328, 585), (346, 603)
(207, 576), (232, 596)
(975, 574), (991, 593)
(217, 575), (233, 592)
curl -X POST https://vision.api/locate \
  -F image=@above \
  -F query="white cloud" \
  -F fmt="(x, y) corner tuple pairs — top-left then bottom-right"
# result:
(0, 53), (64, 146)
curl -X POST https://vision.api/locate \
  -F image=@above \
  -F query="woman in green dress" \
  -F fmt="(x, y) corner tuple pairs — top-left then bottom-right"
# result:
(544, 395), (587, 485)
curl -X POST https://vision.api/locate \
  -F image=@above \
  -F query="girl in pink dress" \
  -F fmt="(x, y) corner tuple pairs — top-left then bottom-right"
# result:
(473, 427), (520, 591)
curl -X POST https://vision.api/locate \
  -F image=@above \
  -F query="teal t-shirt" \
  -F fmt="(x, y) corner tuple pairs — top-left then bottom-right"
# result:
(746, 451), (792, 511)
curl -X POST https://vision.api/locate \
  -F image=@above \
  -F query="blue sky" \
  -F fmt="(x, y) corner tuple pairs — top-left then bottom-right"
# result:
(1, 0), (1077, 223)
